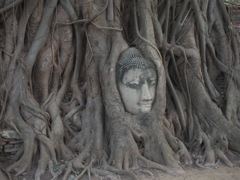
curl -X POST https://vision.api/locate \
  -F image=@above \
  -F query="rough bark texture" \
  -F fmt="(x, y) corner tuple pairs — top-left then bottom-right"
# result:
(0, 0), (240, 179)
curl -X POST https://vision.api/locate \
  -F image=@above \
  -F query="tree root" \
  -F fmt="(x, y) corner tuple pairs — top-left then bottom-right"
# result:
(63, 105), (82, 135)
(203, 149), (217, 167)
(73, 159), (94, 180)
(214, 149), (233, 167)
(34, 129), (57, 163)
(62, 141), (92, 180)
(62, 157), (94, 180)
(0, 0), (23, 14)
(62, 162), (73, 180)
(0, 167), (12, 180)
(43, 95), (74, 160)
(104, 165), (138, 180)
(138, 155), (184, 175)
(195, 159), (211, 169)
(49, 161), (66, 180)
(63, 141), (184, 180)
(164, 127), (192, 165)
(133, 169), (154, 177)
(34, 144), (51, 180)
(63, 137), (170, 180)
(63, 106), (82, 122)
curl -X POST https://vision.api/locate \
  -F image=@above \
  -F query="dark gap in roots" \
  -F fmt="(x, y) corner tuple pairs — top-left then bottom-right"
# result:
(216, 72), (227, 98)
(135, 137), (144, 155)
(62, 91), (73, 103)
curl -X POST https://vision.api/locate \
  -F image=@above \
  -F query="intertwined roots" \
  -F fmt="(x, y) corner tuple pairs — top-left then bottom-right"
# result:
(0, 0), (240, 180)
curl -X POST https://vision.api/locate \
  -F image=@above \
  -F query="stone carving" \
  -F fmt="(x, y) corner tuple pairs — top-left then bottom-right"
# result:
(117, 47), (157, 114)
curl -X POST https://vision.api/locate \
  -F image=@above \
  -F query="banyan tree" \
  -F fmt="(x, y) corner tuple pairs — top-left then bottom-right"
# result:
(1, 0), (240, 179)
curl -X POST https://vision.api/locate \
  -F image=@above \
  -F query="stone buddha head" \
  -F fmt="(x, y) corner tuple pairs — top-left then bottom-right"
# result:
(117, 48), (157, 114)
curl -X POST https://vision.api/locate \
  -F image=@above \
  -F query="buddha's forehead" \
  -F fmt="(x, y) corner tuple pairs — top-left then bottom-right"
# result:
(122, 68), (156, 83)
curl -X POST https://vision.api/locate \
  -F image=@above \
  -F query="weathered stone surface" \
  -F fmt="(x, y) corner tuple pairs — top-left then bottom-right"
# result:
(4, 144), (14, 149)
(0, 129), (23, 155)
(13, 144), (22, 148)
(0, 130), (21, 139)
(9, 140), (23, 144)
(0, 141), (6, 145)
(4, 147), (21, 153)
(1, 138), (8, 142)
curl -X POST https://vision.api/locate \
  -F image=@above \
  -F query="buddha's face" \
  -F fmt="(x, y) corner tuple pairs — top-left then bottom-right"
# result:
(118, 68), (157, 114)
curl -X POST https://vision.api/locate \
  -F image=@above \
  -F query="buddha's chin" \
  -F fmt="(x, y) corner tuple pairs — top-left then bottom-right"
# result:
(139, 105), (152, 113)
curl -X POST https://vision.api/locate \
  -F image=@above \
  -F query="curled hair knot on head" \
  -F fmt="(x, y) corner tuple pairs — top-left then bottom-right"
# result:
(117, 47), (156, 82)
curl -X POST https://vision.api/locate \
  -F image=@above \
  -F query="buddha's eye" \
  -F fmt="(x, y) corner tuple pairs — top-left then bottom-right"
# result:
(130, 82), (139, 87)
(127, 81), (139, 88)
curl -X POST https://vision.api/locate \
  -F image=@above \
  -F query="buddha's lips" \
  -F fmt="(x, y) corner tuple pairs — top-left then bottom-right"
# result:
(138, 104), (152, 108)
(138, 102), (152, 106)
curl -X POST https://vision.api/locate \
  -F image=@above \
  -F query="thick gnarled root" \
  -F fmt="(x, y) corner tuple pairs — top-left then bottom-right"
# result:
(214, 149), (233, 167)
(35, 144), (51, 180)
(107, 125), (184, 175)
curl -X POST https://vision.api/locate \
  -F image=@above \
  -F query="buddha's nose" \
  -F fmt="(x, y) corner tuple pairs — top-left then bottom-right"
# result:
(141, 82), (152, 101)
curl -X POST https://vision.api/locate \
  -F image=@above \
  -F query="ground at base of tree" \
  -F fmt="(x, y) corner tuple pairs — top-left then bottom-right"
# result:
(1, 154), (240, 180)
(160, 164), (240, 180)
